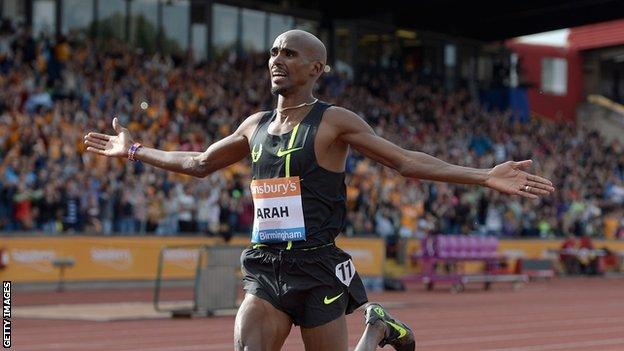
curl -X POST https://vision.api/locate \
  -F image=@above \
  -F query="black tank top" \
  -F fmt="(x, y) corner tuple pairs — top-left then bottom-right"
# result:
(249, 101), (346, 249)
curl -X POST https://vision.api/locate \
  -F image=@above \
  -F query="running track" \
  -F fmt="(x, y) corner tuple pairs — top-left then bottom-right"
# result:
(14, 277), (624, 351)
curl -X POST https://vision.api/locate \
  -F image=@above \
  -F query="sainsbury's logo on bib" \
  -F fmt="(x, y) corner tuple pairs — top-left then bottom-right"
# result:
(250, 177), (306, 243)
(250, 177), (301, 198)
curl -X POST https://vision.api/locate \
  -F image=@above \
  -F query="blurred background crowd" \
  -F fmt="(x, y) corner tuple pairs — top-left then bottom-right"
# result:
(2, 19), (624, 240)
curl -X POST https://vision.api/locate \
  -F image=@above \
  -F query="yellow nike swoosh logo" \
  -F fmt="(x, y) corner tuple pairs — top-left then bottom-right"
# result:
(276, 147), (303, 157)
(386, 321), (407, 338)
(323, 292), (344, 305)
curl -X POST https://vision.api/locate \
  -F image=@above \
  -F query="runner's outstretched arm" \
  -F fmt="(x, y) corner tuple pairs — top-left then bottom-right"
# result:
(328, 107), (555, 199)
(83, 113), (261, 178)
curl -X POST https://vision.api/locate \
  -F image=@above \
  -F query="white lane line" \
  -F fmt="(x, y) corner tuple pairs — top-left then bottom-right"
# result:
(414, 316), (624, 336)
(29, 342), (235, 351)
(481, 337), (624, 351)
(419, 326), (624, 346)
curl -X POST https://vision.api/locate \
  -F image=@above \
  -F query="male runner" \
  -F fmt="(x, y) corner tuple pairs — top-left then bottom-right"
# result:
(84, 30), (554, 351)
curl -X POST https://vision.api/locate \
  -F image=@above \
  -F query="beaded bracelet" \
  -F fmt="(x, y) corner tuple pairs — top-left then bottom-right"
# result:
(127, 142), (142, 161)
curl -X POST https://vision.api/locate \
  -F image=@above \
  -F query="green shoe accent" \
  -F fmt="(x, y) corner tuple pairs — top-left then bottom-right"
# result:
(374, 306), (385, 317)
(386, 320), (407, 338)
(364, 303), (415, 351)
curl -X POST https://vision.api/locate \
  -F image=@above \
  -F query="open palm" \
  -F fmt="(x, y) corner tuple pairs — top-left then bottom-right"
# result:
(84, 118), (133, 158)
(485, 160), (555, 199)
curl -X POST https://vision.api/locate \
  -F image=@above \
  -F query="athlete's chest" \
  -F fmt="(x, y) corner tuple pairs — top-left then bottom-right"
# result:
(248, 103), (347, 174)
(250, 121), (311, 243)
(251, 117), (312, 163)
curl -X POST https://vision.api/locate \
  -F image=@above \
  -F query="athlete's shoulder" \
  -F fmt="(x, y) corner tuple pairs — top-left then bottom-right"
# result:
(241, 110), (272, 127)
(235, 110), (271, 137)
(324, 105), (360, 119)
(247, 110), (272, 122)
(323, 105), (367, 127)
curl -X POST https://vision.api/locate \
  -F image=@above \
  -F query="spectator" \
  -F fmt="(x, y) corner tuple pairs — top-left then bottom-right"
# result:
(176, 184), (196, 233)
(117, 192), (134, 235)
(146, 189), (164, 233)
(0, 19), (622, 241)
(61, 180), (81, 232)
(219, 191), (233, 242)
(560, 234), (579, 275)
(157, 190), (179, 235)
(37, 184), (61, 234)
(578, 234), (600, 275)
(99, 182), (115, 235)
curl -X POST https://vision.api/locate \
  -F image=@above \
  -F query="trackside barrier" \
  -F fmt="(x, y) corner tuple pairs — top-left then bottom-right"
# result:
(154, 245), (245, 317)
(0, 236), (384, 283)
(406, 235), (528, 293)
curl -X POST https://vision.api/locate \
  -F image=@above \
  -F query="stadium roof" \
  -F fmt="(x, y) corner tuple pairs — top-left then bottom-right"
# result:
(267, 0), (624, 41)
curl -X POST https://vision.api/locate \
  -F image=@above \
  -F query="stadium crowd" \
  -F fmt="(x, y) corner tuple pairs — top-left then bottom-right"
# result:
(1, 20), (624, 240)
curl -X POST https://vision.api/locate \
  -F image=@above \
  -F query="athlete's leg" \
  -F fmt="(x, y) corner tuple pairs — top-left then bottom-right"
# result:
(299, 313), (397, 351)
(356, 303), (416, 351)
(234, 294), (293, 351)
(300, 314), (348, 351)
(353, 320), (385, 351)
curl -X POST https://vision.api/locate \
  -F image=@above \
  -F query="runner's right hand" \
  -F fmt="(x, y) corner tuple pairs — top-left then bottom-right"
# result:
(83, 118), (134, 158)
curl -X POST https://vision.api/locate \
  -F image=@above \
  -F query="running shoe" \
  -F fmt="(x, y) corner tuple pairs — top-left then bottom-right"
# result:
(364, 303), (415, 351)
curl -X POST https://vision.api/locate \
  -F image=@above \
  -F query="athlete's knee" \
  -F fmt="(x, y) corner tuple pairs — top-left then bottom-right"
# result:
(234, 322), (254, 351)
(234, 297), (267, 351)
(234, 343), (261, 351)
(235, 325), (270, 351)
(235, 295), (292, 351)
(234, 334), (258, 351)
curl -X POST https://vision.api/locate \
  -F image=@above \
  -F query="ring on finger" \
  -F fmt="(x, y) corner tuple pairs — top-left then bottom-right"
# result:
(524, 185), (530, 192)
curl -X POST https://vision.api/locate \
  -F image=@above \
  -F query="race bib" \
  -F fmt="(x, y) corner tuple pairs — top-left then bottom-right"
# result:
(335, 259), (356, 286)
(250, 177), (306, 243)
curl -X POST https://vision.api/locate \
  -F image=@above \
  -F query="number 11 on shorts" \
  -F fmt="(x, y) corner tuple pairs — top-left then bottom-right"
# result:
(335, 260), (355, 286)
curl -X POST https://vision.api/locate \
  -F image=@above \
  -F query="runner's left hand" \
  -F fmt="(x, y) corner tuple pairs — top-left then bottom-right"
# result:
(484, 160), (555, 199)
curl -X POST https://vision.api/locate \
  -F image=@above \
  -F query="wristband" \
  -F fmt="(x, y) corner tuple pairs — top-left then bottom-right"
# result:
(127, 142), (142, 161)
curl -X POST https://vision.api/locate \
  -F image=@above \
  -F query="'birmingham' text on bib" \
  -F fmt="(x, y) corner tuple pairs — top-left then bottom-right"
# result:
(250, 177), (306, 243)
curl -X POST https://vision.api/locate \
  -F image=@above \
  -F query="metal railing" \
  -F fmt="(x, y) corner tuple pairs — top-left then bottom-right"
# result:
(153, 244), (245, 317)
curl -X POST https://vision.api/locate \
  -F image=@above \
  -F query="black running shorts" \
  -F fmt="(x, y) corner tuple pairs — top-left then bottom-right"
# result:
(240, 243), (369, 328)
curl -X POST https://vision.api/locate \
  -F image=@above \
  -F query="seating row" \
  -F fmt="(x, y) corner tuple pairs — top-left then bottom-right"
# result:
(423, 235), (499, 259)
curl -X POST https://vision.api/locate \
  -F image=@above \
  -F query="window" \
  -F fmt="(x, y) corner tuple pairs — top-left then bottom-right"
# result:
(268, 13), (293, 47)
(98, 0), (126, 41)
(241, 9), (265, 53)
(63, 0), (94, 34)
(131, 0), (158, 53)
(477, 56), (492, 82)
(294, 18), (318, 35)
(541, 58), (567, 95)
(212, 4), (238, 55)
(509, 53), (519, 88)
(33, 0), (56, 37)
(444, 44), (456, 67)
(191, 23), (207, 60)
(3, 0), (26, 23)
(334, 26), (354, 79)
(163, 0), (190, 52)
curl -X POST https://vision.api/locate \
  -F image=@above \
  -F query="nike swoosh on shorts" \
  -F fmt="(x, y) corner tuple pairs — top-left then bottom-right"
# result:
(324, 292), (344, 304)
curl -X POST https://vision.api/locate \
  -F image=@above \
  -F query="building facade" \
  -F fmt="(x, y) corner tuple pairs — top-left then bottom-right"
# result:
(507, 19), (624, 121)
(2, 0), (509, 89)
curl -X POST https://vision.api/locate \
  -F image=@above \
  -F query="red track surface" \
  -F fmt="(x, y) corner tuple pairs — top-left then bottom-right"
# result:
(14, 277), (624, 351)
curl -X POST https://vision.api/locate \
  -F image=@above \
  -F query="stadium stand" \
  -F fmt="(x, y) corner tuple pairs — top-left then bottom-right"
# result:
(0, 19), (623, 242)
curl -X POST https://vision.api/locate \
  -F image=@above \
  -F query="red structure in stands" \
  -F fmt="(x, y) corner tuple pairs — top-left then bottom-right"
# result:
(507, 19), (624, 121)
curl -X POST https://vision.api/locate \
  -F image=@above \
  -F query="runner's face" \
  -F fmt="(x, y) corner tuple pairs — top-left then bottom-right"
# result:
(268, 37), (314, 95)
